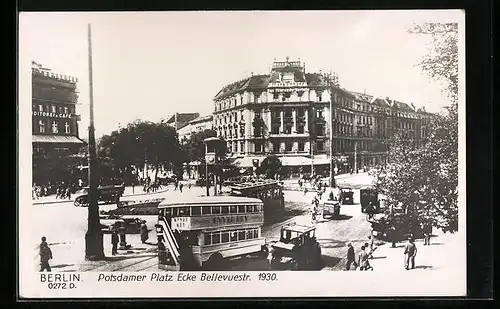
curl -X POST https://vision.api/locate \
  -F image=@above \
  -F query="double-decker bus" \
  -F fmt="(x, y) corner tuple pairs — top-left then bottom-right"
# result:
(156, 195), (267, 270)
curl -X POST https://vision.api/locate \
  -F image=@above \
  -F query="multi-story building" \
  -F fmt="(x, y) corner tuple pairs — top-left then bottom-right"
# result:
(32, 63), (83, 153)
(177, 115), (214, 142)
(31, 62), (84, 185)
(212, 58), (434, 176)
(165, 112), (200, 131)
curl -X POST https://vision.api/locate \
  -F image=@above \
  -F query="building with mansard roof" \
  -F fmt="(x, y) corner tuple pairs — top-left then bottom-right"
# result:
(212, 58), (434, 177)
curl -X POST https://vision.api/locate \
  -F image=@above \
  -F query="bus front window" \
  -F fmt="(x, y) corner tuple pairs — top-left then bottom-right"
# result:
(229, 206), (238, 213)
(221, 206), (229, 214)
(211, 206), (221, 214)
(202, 206), (211, 215)
(238, 230), (245, 241)
(238, 205), (245, 213)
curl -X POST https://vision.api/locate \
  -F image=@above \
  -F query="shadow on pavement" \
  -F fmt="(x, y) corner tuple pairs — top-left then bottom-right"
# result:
(429, 243), (444, 246)
(317, 239), (347, 249)
(370, 256), (386, 260)
(415, 265), (433, 270)
(51, 264), (74, 269)
(329, 215), (353, 221)
(321, 255), (342, 268)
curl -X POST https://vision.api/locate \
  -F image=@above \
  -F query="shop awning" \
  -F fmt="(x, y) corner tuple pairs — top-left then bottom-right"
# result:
(280, 156), (312, 166)
(32, 135), (84, 144)
(233, 156), (265, 168)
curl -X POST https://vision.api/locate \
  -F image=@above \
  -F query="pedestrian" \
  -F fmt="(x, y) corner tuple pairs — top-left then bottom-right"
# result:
(65, 187), (71, 200)
(357, 245), (370, 271)
(140, 222), (149, 244)
(179, 182), (183, 193)
(404, 238), (417, 270)
(364, 242), (373, 259)
(158, 237), (167, 264)
(188, 183), (191, 189)
(39, 236), (53, 272)
(111, 229), (119, 255)
(345, 242), (357, 270)
(423, 222), (432, 245)
(368, 235), (375, 255)
(174, 181), (178, 191)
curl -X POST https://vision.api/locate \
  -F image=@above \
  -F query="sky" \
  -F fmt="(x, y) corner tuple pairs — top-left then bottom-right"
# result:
(19, 10), (464, 138)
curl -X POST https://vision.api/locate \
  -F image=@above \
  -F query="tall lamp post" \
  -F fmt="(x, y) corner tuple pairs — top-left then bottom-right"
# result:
(85, 24), (104, 261)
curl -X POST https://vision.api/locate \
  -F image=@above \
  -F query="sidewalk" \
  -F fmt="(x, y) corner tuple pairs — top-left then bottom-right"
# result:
(368, 229), (465, 273)
(32, 185), (171, 205)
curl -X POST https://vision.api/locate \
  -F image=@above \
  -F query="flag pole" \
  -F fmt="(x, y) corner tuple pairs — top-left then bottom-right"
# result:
(85, 23), (104, 261)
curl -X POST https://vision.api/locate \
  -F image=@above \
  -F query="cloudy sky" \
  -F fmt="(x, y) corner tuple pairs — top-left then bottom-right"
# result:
(19, 10), (464, 138)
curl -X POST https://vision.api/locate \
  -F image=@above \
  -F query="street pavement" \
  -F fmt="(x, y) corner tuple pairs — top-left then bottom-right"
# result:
(26, 172), (459, 273)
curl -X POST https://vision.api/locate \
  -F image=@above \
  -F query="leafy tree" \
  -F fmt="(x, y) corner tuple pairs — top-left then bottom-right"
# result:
(98, 119), (183, 183)
(376, 23), (459, 233)
(258, 155), (282, 179)
(182, 129), (228, 166)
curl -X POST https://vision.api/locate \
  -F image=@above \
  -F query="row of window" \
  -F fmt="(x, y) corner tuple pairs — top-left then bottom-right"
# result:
(163, 204), (263, 217)
(215, 90), (327, 112)
(239, 140), (325, 154)
(203, 228), (260, 246)
(34, 104), (74, 115)
(37, 120), (72, 134)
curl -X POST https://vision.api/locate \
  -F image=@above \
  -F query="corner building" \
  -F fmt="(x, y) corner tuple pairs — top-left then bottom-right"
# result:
(31, 63), (84, 185)
(213, 58), (433, 176)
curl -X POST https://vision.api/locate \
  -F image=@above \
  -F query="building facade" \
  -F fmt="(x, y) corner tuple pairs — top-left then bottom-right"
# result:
(32, 63), (84, 153)
(177, 115), (214, 142)
(165, 112), (200, 131)
(32, 62), (84, 185)
(213, 58), (433, 176)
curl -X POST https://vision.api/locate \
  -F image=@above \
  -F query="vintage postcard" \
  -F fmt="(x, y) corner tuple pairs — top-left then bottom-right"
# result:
(18, 10), (466, 298)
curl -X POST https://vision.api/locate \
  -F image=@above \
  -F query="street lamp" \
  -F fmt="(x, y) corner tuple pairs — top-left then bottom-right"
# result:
(85, 24), (104, 261)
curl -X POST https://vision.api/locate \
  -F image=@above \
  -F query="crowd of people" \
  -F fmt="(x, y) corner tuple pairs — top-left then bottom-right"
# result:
(32, 181), (80, 200)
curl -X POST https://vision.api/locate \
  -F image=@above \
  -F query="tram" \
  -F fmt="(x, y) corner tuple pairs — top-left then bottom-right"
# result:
(228, 179), (285, 224)
(156, 196), (268, 271)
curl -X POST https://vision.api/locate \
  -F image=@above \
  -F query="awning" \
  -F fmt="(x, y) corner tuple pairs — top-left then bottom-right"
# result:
(233, 156), (265, 168)
(32, 135), (84, 144)
(280, 156), (312, 166)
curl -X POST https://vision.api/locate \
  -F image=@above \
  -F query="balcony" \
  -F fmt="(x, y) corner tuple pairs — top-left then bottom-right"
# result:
(33, 88), (79, 104)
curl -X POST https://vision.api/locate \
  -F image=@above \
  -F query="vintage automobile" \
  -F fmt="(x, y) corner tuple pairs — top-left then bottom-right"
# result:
(369, 212), (424, 242)
(74, 184), (125, 207)
(360, 187), (380, 213)
(322, 200), (341, 218)
(269, 224), (323, 270)
(99, 214), (145, 234)
(339, 188), (354, 205)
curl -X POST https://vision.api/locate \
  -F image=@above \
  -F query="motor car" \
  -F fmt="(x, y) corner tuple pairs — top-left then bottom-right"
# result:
(99, 214), (145, 234)
(322, 200), (341, 219)
(269, 223), (322, 270)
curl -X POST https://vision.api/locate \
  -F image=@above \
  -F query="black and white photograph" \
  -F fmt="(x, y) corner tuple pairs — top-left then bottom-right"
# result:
(18, 10), (466, 298)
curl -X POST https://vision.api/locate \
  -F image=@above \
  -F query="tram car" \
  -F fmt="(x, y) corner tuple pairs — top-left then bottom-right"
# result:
(228, 179), (285, 224)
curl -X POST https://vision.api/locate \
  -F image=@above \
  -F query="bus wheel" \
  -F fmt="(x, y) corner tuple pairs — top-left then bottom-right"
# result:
(206, 253), (225, 271)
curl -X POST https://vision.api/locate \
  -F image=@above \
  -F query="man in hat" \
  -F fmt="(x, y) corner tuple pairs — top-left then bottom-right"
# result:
(39, 236), (53, 272)
(345, 242), (357, 270)
(111, 229), (119, 255)
(404, 237), (417, 270)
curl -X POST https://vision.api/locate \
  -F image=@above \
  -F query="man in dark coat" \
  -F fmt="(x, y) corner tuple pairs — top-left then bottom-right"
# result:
(404, 238), (417, 270)
(345, 242), (357, 270)
(140, 222), (149, 243)
(111, 230), (119, 255)
(39, 236), (52, 272)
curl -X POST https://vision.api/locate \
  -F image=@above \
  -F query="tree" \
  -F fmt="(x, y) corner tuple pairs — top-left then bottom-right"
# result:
(409, 22), (459, 105)
(182, 129), (228, 165)
(376, 23), (459, 233)
(98, 119), (183, 183)
(258, 155), (282, 179)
